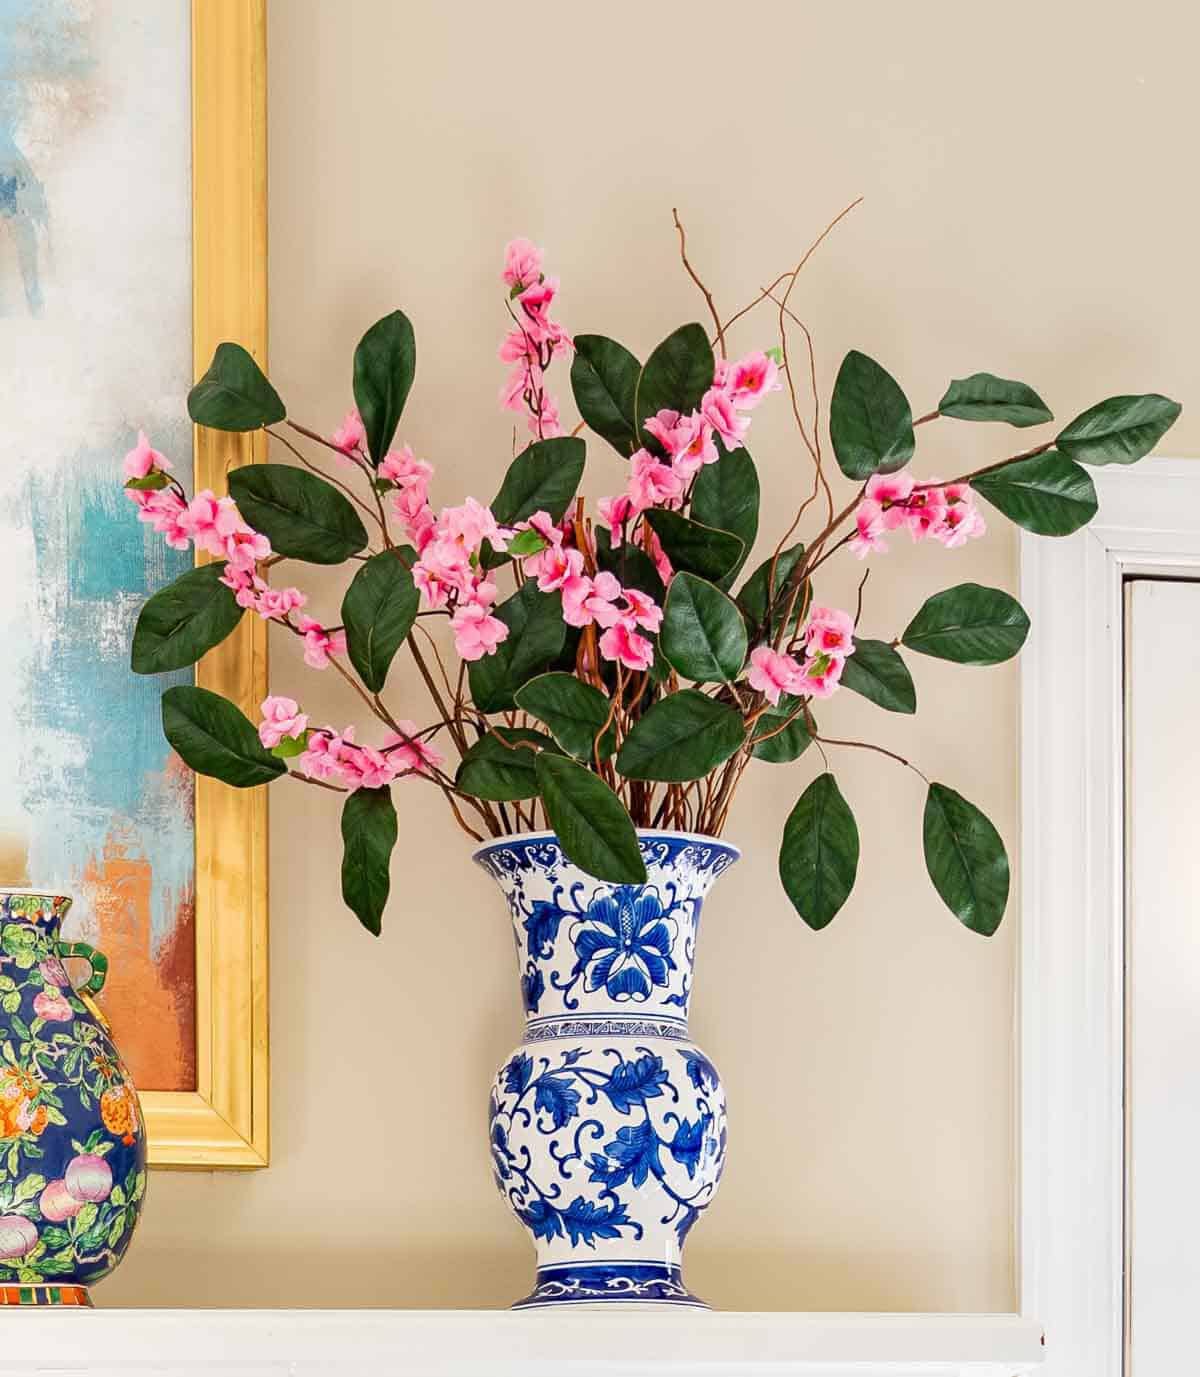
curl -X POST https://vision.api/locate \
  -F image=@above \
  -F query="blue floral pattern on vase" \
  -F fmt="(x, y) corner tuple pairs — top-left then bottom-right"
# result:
(476, 830), (737, 1309)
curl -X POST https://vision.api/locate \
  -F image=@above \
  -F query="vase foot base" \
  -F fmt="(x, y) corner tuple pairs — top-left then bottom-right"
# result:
(513, 1263), (708, 1310)
(0, 1284), (91, 1307)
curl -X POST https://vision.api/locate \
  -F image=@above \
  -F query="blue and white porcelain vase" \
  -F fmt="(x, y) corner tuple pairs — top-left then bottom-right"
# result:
(476, 829), (737, 1310)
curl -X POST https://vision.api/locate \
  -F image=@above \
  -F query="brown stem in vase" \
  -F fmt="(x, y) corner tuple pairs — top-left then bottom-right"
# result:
(672, 208), (726, 358)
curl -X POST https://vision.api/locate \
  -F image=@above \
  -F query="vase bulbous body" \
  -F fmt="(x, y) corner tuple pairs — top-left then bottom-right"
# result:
(0, 891), (146, 1306)
(476, 830), (737, 1310)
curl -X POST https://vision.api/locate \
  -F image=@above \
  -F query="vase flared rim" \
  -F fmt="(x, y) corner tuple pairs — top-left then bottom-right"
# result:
(0, 887), (70, 898)
(472, 827), (740, 867)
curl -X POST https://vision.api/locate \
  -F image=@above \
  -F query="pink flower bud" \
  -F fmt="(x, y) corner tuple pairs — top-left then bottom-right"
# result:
(0, 1215), (37, 1259)
(65, 1153), (113, 1204)
(40, 1179), (84, 1223)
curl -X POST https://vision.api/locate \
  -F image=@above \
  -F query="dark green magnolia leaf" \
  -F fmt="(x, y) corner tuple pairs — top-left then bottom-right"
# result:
(616, 690), (744, 782)
(691, 443), (759, 586)
(534, 753), (646, 884)
(902, 583), (1030, 665)
(341, 548), (418, 693)
(161, 685), (285, 789)
(737, 542), (806, 641)
(228, 464), (369, 564)
(188, 343), (285, 432)
(571, 335), (641, 456)
(131, 563), (243, 674)
(779, 773), (859, 930)
(829, 350), (914, 480)
(341, 786), (398, 935)
(352, 310), (416, 466)
(515, 673), (617, 761)
(491, 436), (586, 527)
(467, 582), (566, 713)
(971, 451), (1097, 536)
(644, 509), (743, 583)
(635, 323), (714, 439)
(938, 373), (1053, 427)
(750, 696), (813, 763)
(922, 783), (1009, 935)
(456, 727), (559, 801)
(660, 573), (747, 683)
(594, 528), (664, 600)
(839, 639), (916, 714)
(1056, 393), (1182, 466)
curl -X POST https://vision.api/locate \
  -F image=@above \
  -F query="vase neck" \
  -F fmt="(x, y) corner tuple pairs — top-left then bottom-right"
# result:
(475, 832), (738, 1038)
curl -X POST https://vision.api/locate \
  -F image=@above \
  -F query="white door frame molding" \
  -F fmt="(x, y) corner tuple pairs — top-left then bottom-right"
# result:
(1020, 457), (1200, 1377)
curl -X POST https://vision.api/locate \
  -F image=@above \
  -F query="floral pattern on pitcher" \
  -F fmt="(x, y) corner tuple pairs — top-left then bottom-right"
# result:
(0, 893), (146, 1302)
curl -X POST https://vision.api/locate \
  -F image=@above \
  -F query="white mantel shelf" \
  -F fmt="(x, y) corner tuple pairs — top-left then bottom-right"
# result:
(1, 1310), (1043, 1376)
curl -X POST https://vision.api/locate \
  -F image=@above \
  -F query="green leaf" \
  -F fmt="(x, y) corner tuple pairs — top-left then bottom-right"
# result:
(938, 373), (1053, 427)
(506, 529), (548, 558)
(779, 773), (859, 930)
(571, 335), (641, 456)
(467, 582), (566, 713)
(130, 563), (243, 675)
(971, 451), (1097, 536)
(594, 528), (664, 601)
(228, 464), (369, 564)
(616, 690), (744, 782)
(490, 436), (586, 527)
(923, 783), (1009, 935)
(839, 639), (916, 714)
(340, 786), (398, 935)
(644, 509), (743, 583)
(124, 471), (169, 492)
(660, 573), (747, 683)
(456, 727), (558, 801)
(736, 542), (805, 641)
(352, 310), (416, 465)
(161, 686), (285, 788)
(341, 548), (419, 692)
(187, 342), (285, 432)
(750, 696), (813, 764)
(690, 444), (759, 586)
(634, 323), (715, 440)
(1056, 393), (1182, 466)
(829, 350), (914, 480)
(515, 673), (617, 761)
(534, 754), (646, 884)
(902, 583), (1030, 665)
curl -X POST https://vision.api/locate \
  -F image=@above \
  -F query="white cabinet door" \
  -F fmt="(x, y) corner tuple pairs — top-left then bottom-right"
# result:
(1126, 577), (1200, 1372)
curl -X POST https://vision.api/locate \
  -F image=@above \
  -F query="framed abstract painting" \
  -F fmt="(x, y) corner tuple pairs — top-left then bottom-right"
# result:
(0, 0), (269, 1167)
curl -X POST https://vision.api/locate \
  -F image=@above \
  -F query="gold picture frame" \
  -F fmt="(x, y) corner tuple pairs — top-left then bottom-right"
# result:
(139, 0), (270, 1168)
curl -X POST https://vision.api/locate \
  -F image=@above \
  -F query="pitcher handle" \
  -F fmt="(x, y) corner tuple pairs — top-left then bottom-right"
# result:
(57, 941), (109, 995)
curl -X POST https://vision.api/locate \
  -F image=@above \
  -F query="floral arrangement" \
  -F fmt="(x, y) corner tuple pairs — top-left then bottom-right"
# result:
(124, 210), (1181, 936)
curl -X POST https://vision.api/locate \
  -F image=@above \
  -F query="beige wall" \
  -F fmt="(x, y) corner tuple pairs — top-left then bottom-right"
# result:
(103, 0), (1198, 1309)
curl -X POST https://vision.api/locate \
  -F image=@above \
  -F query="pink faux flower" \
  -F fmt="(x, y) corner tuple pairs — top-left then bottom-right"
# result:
(452, 602), (509, 661)
(727, 352), (782, 410)
(258, 696), (308, 749)
(582, 570), (624, 629)
(865, 471), (916, 528)
(627, 449), (684, 512)
(906, 485), (949, 542)
(134, 489), (190, 549)
(516, 277), (560, 343)
(747, 646), (803, 705)
(849, 498), (888, 558)
(297, 616), (347, 669)
(561, 571), (596, 628)
(32, 989), (73, 1022)
(503, 238), (544, 293)
(644, 528), (673, 585)
(223, 526), (272, 572)
(701, 387), (751, 450)
(180, 491), (242, 558)
(805, 607), (856, 658)
(801, 652), (845, 699)
(297, 728), (350, 782)
(123, 430), (172, 480)
(252, 585), (307, 621)
(934, 490), (987, 548)
(438, 497), (509, 557)
(331, 408), (366, 455)
(643, 409), (718, 474)
(596, 494), (633, 544)
(378, 446), (433, 489)
(598, 618), (654, 672)
(622, 588), (663, 633)
(383, 721), (445, 777)
(529, 543), (583, 594)
(339, 744), (397, 792)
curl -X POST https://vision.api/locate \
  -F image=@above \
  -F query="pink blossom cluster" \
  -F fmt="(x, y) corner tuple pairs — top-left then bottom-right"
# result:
(747, 606), (856, 703)
(499, 238), (571, 438)
(257, 697), (445, 789)
(596, 351), (781, 582)
(849, 472), (986, 558)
